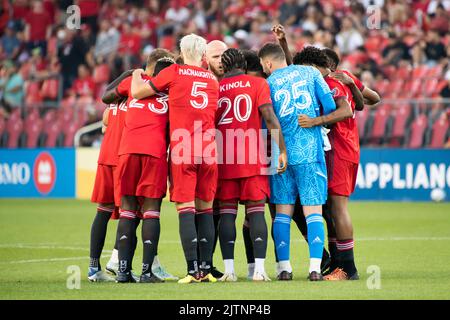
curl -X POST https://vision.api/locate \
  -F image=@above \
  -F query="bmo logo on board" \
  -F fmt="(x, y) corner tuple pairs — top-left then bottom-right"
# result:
(33, 152), (56, 194)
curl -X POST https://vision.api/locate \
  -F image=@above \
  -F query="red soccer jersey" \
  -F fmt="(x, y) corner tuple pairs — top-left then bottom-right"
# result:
(324, 76), (360, 164)
(97, 79), (128, 166)
(217, 73), (272, 179)
(117, 75), (169, 158)
(341, 70), (365, 92)
(149, 64), (219, 159)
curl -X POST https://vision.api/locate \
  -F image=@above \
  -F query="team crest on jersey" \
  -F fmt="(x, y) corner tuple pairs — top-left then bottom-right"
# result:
(331, 87), (341, 98)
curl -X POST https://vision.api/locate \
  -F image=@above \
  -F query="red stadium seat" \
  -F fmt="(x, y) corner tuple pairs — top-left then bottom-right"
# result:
(429, 113), (449, 148)
(24, 118), (43, 148)
(408, 114), (428, 148)
(396, 66), (411, 81)
(423, 79), (439, 98)
(42, 109), (56, 127)
(42, 120), (62, 148)
(374, 79), (390, 96)
(63, 121), (81, 147)
(24, 81), (43, 106)
(385, 80), (404, 98)
(356, 107), (370, 141)
(368, 104), (391, 144)
(411, 65), (429, 80)
(93, 64), (110, 84)
(403, 79), (422, 98)
(389, 104), (412, 146)
(41, 78), (60, 100)
(6, 118), (23, 148)
(426, 64), (443, 79)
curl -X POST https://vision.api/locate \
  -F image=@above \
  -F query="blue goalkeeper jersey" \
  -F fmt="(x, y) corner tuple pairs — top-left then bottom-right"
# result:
(267, 64), (336, 165)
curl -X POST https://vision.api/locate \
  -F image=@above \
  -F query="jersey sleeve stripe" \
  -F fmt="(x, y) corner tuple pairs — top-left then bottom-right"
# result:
(148, 80), (159, 93)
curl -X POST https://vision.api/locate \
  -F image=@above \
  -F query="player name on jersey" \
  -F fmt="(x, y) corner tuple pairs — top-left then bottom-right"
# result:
(178, 67), (216, 80)
(220, 80), (251, 92)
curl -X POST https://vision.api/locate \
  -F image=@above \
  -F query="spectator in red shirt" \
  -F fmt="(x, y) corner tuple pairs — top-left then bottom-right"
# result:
(118, 22), (142, 58)
(71, 64), (95, 97)
(24, 0), (51, 56)
(75, 0), (101, 33)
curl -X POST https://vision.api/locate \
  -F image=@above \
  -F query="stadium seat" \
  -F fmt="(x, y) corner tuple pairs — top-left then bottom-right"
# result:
(6, 117), (23, 148)
(367, 104), (391, 145)
(93, 64), (110, 84)
(63, 121), (81, 147)
(42, 109), (56, 127)
(41, 78), (60, 100)
(24, 81), (43, 106)
(407, 114), (428, 148)
(356, 107), (370, 143)
(24, 118), (43, 148)
(411, 65), (429, 80)
(42, 120), (62, 148)
(0, 117), (5, 147)
(374, 79), (389, 96)
(423, 78), (439, 97)
(389, 103), (412, 146)
(426, 64), (443, 79)
(428, 113), (449, 148)
(396, 66), (411, 81)
(403, 79), (422, 98)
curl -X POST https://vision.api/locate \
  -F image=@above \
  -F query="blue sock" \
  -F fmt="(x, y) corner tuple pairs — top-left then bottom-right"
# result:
(273, 214), (291, 261)
(306, 213), (325, 259)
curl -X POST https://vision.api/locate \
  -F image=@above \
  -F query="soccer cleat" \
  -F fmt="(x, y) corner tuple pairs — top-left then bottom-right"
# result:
(88, 268), (115, 282)
(178, 273), (201, 284)
(139, 273), (165, 283)
(116, 271), (137, 283)
(219, 272), (238, 282)
(277, 271), (293, 281)
(307, 271), (324, 281)
(253, 271), (271, 282)
(210, 267), (224, 278)
(323, 268), (359, 281)
(199, 271), (217, 283)
(152, 265), (179, 281)
(105, 260), (119, 276)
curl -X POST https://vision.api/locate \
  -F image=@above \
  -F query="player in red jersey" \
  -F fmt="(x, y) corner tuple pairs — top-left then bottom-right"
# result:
(131, 34), (220, 284)
(293, 46), (364, 281)
(88, 69), (131, 282)
(216, 48), (287, 282)
(113, 58), (174, 283)
(322, 48), (381, 106)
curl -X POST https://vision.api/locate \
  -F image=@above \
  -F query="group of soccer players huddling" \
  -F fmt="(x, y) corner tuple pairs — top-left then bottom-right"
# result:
(87, 24), (381, 284)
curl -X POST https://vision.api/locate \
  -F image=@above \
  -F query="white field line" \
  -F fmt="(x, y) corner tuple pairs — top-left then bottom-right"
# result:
(0, 244), (113, 252)
(0, 255), (109, 265)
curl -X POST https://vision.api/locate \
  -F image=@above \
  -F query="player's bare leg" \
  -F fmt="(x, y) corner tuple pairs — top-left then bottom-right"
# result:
(273, 204), (294, 280)
(116, 195), (139, 283)
(195, 198), (217, 282)
(302, 205), (325, 281)
(88, 203), (115, 282)
(324, 195), (359, 280)
(247, 200), (270, 281)
(176, 200), (201, 283)
(138, 198), (164, 283)
(218, 201), (238, 282)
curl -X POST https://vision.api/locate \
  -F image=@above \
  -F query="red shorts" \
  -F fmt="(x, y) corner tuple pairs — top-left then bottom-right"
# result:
(216, 175), (270, 202)
(327, 156), (358, 197)
(91, 164), (120, 219)
(169, 161), (217, 203)
(118, 154), (168, 200)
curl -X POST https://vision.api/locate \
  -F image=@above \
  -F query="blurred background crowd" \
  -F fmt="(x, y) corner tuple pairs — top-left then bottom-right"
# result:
(0, 0), (449, 148)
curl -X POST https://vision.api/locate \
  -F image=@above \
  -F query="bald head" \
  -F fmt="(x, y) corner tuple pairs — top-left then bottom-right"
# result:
(206, 40), (228, 79)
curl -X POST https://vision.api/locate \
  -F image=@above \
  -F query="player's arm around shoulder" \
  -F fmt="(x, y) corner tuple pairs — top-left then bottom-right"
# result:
(131, 69), (155, 99)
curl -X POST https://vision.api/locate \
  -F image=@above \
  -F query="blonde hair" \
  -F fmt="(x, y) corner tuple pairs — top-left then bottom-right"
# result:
(180, 34), (207, 63)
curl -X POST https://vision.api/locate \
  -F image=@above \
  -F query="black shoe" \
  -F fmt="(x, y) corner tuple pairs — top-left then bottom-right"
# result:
(277, 271), (293, 281)
(321, 250), (331, 274)
(347, 270), (360, 280)
(140, 273), (164, 283)
(210, 267), (223, 278)
(307, 271), (324, 281)
(116, 271), (136, 283)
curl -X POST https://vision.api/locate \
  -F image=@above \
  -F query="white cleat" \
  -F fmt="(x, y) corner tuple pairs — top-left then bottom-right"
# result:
(105, 260), (119, 276)
(88, 269), (115, 282)
(152, 266), (179, 281)
(253, 271), (271, 282)
(219, 273), (238, 282)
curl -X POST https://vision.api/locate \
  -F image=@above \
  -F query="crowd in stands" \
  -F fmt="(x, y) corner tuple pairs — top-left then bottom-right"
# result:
(0, 0), (449, 148)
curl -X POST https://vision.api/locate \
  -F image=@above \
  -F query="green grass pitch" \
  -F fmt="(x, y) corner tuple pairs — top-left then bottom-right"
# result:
(0, 199), (449, 300)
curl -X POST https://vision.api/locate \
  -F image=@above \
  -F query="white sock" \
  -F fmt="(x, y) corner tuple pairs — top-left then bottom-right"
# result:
(247, 263), (255, 276)
(309, 258), (322, 273)
(254, 258), (265, 274)
(279, 260), (292, 273)
(152, 255), (161, 269)
(224, 259), (234, 274)
(110, 249), (118, 263)
(275, 262), (281, 275)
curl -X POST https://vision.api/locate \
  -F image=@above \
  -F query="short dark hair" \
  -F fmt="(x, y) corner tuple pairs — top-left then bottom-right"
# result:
(258, 43), (285, 61)
(147, 48), (174, 67)
(221, 48), (247, 73)
(322, 48), (340, 70)
(293, 46), (329, 68)
(242, 50), (264, 74)
(153, 57), (175, 76)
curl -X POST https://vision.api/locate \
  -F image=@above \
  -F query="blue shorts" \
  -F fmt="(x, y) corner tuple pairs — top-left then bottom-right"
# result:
(270, 162), (328, 206)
